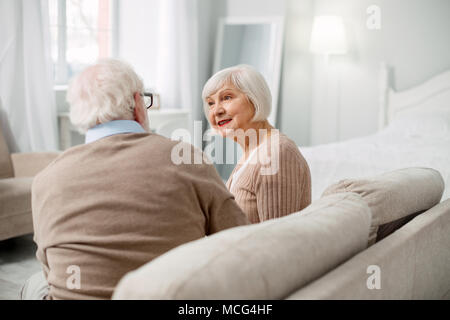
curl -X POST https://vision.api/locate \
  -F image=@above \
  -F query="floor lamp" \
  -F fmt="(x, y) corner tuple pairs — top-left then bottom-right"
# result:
(310, 15), (348, 142)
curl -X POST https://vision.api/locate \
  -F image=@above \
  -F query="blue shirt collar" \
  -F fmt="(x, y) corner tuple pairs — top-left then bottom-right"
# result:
(85, 120), (146, 144)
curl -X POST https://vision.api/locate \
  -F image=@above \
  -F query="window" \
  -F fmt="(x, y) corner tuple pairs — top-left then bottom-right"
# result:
(49, 0), (117, 84)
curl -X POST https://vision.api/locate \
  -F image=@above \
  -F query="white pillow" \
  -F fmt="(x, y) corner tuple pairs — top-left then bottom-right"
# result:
(388, 107), (450, 137)
(321, 167), (445, 246)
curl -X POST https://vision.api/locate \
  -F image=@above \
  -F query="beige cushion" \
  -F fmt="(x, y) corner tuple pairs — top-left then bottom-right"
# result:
(322, 167), (445, 245)
(0, 210), (34, 241)
(0, 177), (33, 219)
(113, 192), (371, 300)
(287, 199), (450, 299)
(11, 152), (59, 178)
(0, 126), (14, 179)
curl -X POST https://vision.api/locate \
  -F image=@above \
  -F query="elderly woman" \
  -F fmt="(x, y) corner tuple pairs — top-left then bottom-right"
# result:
(202, 64), (311, 223)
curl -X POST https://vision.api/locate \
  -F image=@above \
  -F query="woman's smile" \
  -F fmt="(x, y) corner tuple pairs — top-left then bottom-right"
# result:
(218, 119), (233, 127)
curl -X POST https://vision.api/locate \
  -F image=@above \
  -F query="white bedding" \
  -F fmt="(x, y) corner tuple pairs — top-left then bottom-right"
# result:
(301, 125), (450, 202)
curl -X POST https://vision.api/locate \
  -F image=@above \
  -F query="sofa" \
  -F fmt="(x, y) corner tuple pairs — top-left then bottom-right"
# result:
(112, 167), (450, 300)
(0, 127), (59, 241)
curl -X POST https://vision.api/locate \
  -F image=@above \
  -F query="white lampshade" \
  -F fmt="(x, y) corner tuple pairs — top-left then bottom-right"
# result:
(310, 15), (348, 55)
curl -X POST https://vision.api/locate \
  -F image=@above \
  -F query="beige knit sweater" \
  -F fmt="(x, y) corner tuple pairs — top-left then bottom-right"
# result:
(32, 133), (248, 300)
(226, 132), (311, 223)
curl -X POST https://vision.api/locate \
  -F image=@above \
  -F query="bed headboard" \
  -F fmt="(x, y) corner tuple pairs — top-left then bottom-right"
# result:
(378, 62), (450, 130)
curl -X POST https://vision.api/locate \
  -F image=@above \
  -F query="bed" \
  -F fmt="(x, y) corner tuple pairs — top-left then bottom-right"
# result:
(301, 63), (450, 201)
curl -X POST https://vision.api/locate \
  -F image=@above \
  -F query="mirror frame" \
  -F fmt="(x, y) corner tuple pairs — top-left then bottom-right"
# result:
(213, 16), (285, 126)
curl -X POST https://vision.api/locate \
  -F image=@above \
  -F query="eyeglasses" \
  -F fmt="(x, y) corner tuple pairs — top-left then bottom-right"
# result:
(140, 93), (153, 109)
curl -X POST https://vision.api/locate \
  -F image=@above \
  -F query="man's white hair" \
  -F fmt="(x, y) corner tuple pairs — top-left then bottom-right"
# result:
(202, 64), (272, 122)
(67, 58), (144, 133)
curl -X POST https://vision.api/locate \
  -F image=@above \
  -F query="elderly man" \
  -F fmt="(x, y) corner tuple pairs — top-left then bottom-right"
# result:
(22, 59), (248, 300)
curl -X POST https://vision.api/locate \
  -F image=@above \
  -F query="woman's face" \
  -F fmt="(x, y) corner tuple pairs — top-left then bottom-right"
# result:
(206, 83), (255, 137)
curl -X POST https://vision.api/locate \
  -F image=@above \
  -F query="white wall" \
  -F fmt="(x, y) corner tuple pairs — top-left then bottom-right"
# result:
(118, 0), (450, 147)
(278, 0), (313, 147)
(118, 0), (221, 116)
(310, 0), (450, 144)
(221, 0), (314, 147)
(225, 0), (286, 16)
(219, 0), (314, 147)
(224, 0), (450, 147)
(117, 0), (160, 89)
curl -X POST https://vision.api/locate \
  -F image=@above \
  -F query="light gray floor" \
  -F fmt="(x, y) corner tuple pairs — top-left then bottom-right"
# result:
(0, 234), (41, 300)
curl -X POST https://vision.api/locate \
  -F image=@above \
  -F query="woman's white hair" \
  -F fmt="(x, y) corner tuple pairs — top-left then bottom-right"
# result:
(67, 58), (144, 133)
(202, 64), (272, 122)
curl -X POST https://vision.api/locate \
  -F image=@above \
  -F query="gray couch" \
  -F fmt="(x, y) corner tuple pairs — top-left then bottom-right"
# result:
(112, 167), (450, 300)
(0, 127), (59, 241)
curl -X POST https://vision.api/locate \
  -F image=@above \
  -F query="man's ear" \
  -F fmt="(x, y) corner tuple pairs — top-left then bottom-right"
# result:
(133, 92), (145, 122)
(133, 92), (150, 132)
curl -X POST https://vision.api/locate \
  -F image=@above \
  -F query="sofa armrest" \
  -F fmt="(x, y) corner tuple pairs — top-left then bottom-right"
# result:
(11, 152), (60, 178)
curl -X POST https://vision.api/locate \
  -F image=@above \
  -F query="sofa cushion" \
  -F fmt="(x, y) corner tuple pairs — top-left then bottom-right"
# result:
(11, 152), (59, 178)
(113, 192), (371, 300)
(0, 177), (33, 218)
(0, 210), (34, 241)
(287, 198), (450, 299)
(322, 167), (444, 245)
(0, 127), (14, 179)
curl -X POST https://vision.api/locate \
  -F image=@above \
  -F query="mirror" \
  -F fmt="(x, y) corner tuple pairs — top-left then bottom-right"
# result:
(213, 16), (285, 125)
(211, 16), (285, 181)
